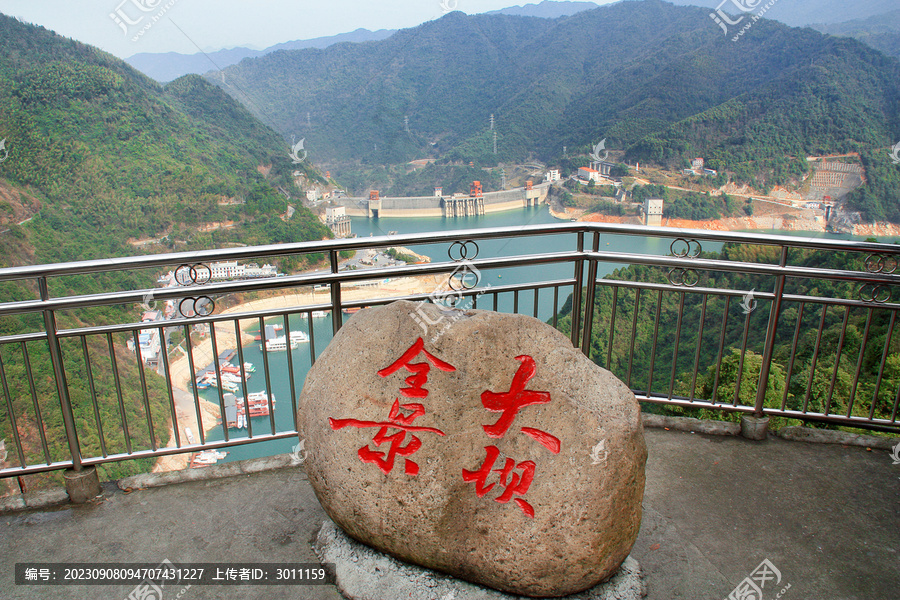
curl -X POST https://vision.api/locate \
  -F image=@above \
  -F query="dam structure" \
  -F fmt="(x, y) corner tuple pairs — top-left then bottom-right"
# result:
(331, 182), (549, 218)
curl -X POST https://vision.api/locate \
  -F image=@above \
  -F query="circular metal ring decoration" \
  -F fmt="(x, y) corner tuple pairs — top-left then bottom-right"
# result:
(865, 254), (898, 275)
(179, 296), (215, 317)
(448, 263), (481, 292)
(667, 268), (700, 287)
(175, 263), (212, 286)
(670, 238), (702, 259)
(448, 240), (479, 262)
(857, 283), (893, 304)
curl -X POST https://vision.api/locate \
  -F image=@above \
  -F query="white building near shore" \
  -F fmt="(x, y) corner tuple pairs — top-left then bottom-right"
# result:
(210, 261), (278, 280)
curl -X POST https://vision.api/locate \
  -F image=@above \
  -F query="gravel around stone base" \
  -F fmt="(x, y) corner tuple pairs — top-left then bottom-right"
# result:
(315, 519), (646, 600)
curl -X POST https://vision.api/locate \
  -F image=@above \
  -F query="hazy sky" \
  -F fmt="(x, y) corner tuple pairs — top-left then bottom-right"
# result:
(0, 1), (612, 59)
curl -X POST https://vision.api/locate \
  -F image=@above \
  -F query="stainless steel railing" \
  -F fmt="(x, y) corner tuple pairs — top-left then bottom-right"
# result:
(0, 222), (898, 479)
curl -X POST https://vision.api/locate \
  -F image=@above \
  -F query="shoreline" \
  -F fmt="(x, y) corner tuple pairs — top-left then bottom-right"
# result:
(550, 205), (900, 238)
(153, 272), (446, 473)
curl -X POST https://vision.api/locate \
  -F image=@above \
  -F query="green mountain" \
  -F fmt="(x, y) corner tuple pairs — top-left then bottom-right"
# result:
(485, 1), (601, 18)
(209, 0), (900, 221)
(125, 28), (398, 83)
(0, 13), (331, 487)
(811, 9), (900, 60)
(666, 0), (898, 27)
(0, 13), (328, 270)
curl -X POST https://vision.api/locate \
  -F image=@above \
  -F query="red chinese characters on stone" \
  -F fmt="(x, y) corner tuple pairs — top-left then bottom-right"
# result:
(465, 355), (560, 518)
(377, 337), (456, 398)
(330, 338), (455, 476)
(463, 445), (537, 518)
(330, 400), (445, 476)
(480, 355), (560, 453)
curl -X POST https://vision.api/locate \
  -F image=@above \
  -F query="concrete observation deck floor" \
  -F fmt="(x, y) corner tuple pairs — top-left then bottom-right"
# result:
(0, 428), (897, 600)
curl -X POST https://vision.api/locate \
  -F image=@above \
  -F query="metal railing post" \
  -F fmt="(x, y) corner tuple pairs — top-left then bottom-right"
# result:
(754, 247), (789, 417)
(570, 232), (585, 348)
(580, 232), (601, 356)
(330, 249), (343, 335)
(39, 277), (83, 471)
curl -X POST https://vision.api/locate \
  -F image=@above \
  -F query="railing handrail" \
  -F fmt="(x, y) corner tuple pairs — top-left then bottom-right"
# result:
(0, 222), (898, 283)
(2, 222), (900, 480)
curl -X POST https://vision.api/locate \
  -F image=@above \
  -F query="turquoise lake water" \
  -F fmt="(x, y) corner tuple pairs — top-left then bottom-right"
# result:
(196, 206), (876, 463)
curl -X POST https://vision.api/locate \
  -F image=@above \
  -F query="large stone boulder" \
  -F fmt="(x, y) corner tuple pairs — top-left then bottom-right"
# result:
(298, 300), (646, 597)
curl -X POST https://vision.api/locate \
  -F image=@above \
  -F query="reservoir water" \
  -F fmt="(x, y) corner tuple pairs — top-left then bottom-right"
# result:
(197, 205), (874, 464)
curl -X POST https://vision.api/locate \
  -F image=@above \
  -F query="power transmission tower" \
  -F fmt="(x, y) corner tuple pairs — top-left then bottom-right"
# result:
(493, 131), (497, 155)
(404, 115), (410, 133)
(307, 112), (311, 127)
(490, 114), (495, 131)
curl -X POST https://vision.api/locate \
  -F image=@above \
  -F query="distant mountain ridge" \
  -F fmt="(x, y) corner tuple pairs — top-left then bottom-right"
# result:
(811, 9), (900, 59)
(126, 28), (396, 82)
(485, 0), (602, 18)
(208, 0), (900, 222)
(666, 0), (898, 26)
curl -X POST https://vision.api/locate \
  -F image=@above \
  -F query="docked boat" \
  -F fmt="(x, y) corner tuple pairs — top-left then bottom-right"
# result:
(203, 375), (239, 392)
(262, 331), (308, 351)
(311, 310), (329, 318)
(261, 336), (293, 351)
(243, 362), (256, 372)
(226, 391), (275, 428)
(220, 373), (244, 385)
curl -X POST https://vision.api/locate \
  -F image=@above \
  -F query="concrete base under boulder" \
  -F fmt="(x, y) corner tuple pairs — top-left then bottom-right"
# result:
(315, 519), (646, 600)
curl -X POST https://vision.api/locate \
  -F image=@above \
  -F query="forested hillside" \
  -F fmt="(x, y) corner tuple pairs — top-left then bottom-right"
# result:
(667, 0), (897, 26)
(812, 9), (900, 60)
(211, 0), (900, 222)
(0, 13), (331, 486)
(556, 245), (900, 429)
(0, 14), (328, 272)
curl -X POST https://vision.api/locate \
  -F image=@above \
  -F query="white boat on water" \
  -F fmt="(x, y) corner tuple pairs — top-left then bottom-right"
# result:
(311, 310), (329, 318)
(262, 331), (308, 351)
(247, 391), (275, 406)
(262, 336), (294, 351)
(210, 377), (239, 392)
(220, 372), (245, 384)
